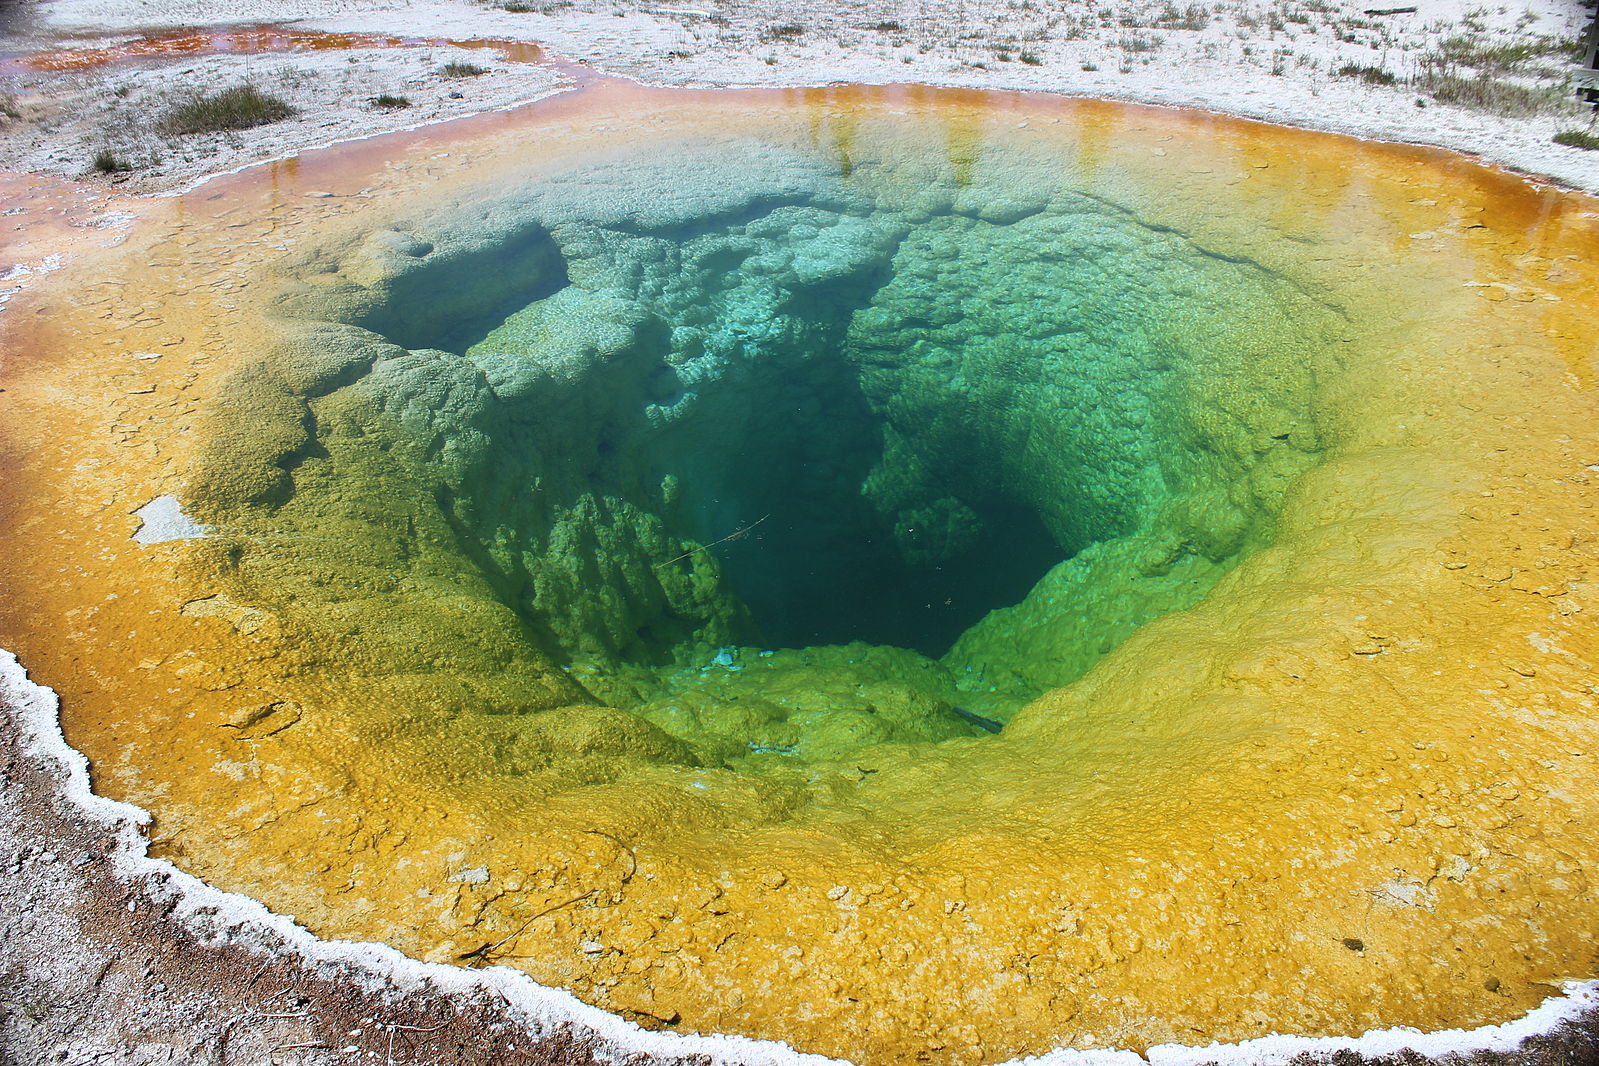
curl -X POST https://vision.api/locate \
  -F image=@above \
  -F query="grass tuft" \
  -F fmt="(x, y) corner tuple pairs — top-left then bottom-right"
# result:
(440, 61), (489, 78)
(1416, 71), (1564, 117)
(1554, 129), (1599, 150)
(159, 85), (297, 135)
(1336, 63), (1396, 85)
(1155, 2), (1210, 30)
(368, 94), (412, 110)
(91, 149), (132, 174)
(1429, 33), (1581, 72)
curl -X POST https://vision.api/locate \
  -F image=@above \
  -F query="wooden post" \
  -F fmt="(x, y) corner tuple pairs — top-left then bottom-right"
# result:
(1580, 0), (1599, 107)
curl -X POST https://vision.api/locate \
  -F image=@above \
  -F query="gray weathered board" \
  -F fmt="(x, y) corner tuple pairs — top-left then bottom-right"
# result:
(1583, 0), (1598, 102)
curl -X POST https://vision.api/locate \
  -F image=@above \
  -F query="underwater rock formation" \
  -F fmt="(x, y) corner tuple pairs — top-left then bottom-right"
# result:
(195, 136), (1335, 757)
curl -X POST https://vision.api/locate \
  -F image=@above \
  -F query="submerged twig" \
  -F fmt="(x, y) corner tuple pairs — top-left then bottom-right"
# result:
(456, 889), (598, 966)
(654, 514), (769, 569)
(583, 829), (637, 884)
(951, 706), (1004, 734)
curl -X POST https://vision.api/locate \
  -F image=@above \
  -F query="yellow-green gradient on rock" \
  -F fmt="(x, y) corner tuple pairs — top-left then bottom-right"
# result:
(2, 81), (1598, 1064)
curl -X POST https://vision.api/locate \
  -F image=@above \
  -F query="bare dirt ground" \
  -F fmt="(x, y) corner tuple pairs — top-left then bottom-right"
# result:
(0, 738), (572, 1066)
(4, 0), (1599, 1062)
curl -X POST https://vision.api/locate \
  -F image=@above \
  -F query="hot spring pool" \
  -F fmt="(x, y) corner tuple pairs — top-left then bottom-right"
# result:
(2, 81), (1597, 1064)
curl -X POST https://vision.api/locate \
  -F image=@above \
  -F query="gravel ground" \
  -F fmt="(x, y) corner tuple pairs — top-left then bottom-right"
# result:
(0, 720), (599, 1066)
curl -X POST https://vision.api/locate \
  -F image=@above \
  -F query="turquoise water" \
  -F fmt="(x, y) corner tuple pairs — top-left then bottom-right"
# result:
(211, 133), (1343, 758)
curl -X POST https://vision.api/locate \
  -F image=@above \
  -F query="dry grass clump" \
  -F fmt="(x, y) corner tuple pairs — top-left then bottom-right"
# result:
(440, 61), (488, 77)
(1415, 71), (1564, 117)
(1154, 2), (1210, 30)
(1554, 129), (1599, 150)
(1411, 28), (1585, 117)
(91, 149), (132, 173)
(1336, 62), (1396, 85)
(1428, 33), (1582, 72)
(159, 85), (297, 135)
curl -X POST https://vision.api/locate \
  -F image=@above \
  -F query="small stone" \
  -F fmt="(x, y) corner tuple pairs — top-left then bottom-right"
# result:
(826, 885), (849, 900)
(73, 851), (96, 867)
(1484, 976), (1501, 992)
(758, 869), (787, 889)
(1342, 937), (1365, 952)
(580, 940), (606, 954)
